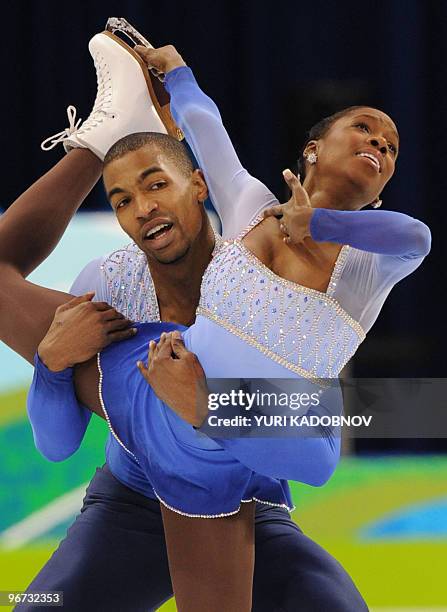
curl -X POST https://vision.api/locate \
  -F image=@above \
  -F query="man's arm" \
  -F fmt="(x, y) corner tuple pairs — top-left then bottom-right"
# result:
(27, 261), (136, 461)
(139, 332), (339, 486)
(136, 46), (278, 238)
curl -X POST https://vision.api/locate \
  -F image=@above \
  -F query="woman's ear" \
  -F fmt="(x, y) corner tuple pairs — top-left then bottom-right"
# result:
(303, 140), (318, 158)
(192, 169), (208, 202)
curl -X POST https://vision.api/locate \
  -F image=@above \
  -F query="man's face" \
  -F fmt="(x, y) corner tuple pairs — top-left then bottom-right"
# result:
(307, 107), (400, 207)
(103, 145), (208, 264)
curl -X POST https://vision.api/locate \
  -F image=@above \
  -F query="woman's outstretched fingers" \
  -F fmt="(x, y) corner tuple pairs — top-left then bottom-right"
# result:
(282, 168), (297, 182)
(282, 169), (301, 200)
(283, 168), (311, 208)
(263, 203), (285, 219)
(279, 222), (288, 236)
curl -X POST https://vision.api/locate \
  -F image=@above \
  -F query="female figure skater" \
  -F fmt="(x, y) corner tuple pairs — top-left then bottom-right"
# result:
(1, 44), (430, 611)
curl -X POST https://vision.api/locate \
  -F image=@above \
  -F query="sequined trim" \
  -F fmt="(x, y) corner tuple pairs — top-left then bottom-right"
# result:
(154, 489), (294, 518)
(326, 244), (350, 298)
(97, 352), (141, 464)
(100, 243), (160, 323)
(233, 242), (365, 340)
(211, 229), (224, 253)
(242, 497), (295, 512)
(236, 212), (265, 240)
(235, 211), (352, 302)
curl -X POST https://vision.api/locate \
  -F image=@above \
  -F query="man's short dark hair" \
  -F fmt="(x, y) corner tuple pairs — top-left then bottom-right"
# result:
(104, 132), (194, 177)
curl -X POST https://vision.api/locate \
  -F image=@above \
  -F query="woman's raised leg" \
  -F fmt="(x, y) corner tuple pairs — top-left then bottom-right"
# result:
(0, 148), (104, 414)
(0, 149), (102, 362)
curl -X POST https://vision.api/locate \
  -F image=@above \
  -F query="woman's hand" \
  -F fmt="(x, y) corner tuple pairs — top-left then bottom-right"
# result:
(135, 44), (186, 76)
(137, 331), (209, 427)
(263, 169), (314, 245)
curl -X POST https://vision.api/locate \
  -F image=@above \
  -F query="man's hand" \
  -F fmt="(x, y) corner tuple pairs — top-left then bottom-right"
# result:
(137, 331), (209, 427)
(134, 44), (186, 76)
(38, 293), (137, 372)
(263, 169), (314, 245)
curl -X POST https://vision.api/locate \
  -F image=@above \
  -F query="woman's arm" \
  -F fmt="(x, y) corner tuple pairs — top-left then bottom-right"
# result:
(265, 170), (431, 259)
(136, 46), (278, 238)
(310, 208), (432, 258)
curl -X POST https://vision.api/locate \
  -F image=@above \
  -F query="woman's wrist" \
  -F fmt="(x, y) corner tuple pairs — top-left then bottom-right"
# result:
(165, 60), (187, 75)
(288, 207), (314, 244)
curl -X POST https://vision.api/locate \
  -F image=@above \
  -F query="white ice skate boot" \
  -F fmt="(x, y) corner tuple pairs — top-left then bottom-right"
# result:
(41, 28), (182, 160)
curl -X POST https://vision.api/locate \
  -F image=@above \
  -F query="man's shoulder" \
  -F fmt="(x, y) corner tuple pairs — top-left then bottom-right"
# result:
(98, 243), (159, 320)
(71, 243), (147, 288)
(100, 242), (147, 278)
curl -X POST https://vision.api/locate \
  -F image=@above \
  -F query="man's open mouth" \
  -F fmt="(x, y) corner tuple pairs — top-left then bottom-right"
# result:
(144, 223), (174, 241)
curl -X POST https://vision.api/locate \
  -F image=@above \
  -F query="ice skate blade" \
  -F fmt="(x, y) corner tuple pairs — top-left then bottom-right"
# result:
(106, 17), (164, 81)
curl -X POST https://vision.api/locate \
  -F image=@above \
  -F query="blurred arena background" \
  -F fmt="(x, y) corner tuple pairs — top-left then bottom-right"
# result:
(1, 1), (446, 610)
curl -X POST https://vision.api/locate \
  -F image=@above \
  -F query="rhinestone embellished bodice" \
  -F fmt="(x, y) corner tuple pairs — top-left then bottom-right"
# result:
(101, 243), (160, 323)
(197, 240), (365, 378)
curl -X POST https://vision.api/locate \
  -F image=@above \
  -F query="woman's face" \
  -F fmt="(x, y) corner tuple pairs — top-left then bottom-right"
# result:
(307, 107), (399, 206)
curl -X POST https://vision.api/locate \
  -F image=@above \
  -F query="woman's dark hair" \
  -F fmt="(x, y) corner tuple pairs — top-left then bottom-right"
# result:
(297, 105), (364, 180)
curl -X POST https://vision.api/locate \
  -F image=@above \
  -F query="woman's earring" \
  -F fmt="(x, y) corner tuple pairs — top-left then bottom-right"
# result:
(305, 152), (317, 164)
(371, 198), (382, 209)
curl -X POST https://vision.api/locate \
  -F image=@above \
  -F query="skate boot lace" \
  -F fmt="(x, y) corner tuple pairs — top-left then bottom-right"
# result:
(41, 51), (114, 151)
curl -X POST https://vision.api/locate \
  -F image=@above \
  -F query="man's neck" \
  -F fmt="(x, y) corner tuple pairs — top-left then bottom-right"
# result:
(148, 222), (215, 326)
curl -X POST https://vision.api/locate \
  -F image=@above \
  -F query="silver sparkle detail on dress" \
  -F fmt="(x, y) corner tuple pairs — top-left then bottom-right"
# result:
(198, 239), (365, 379)
(100, 243), (160, 323)
(153, 491), (294, 519)
(97, 353), (140, 464)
